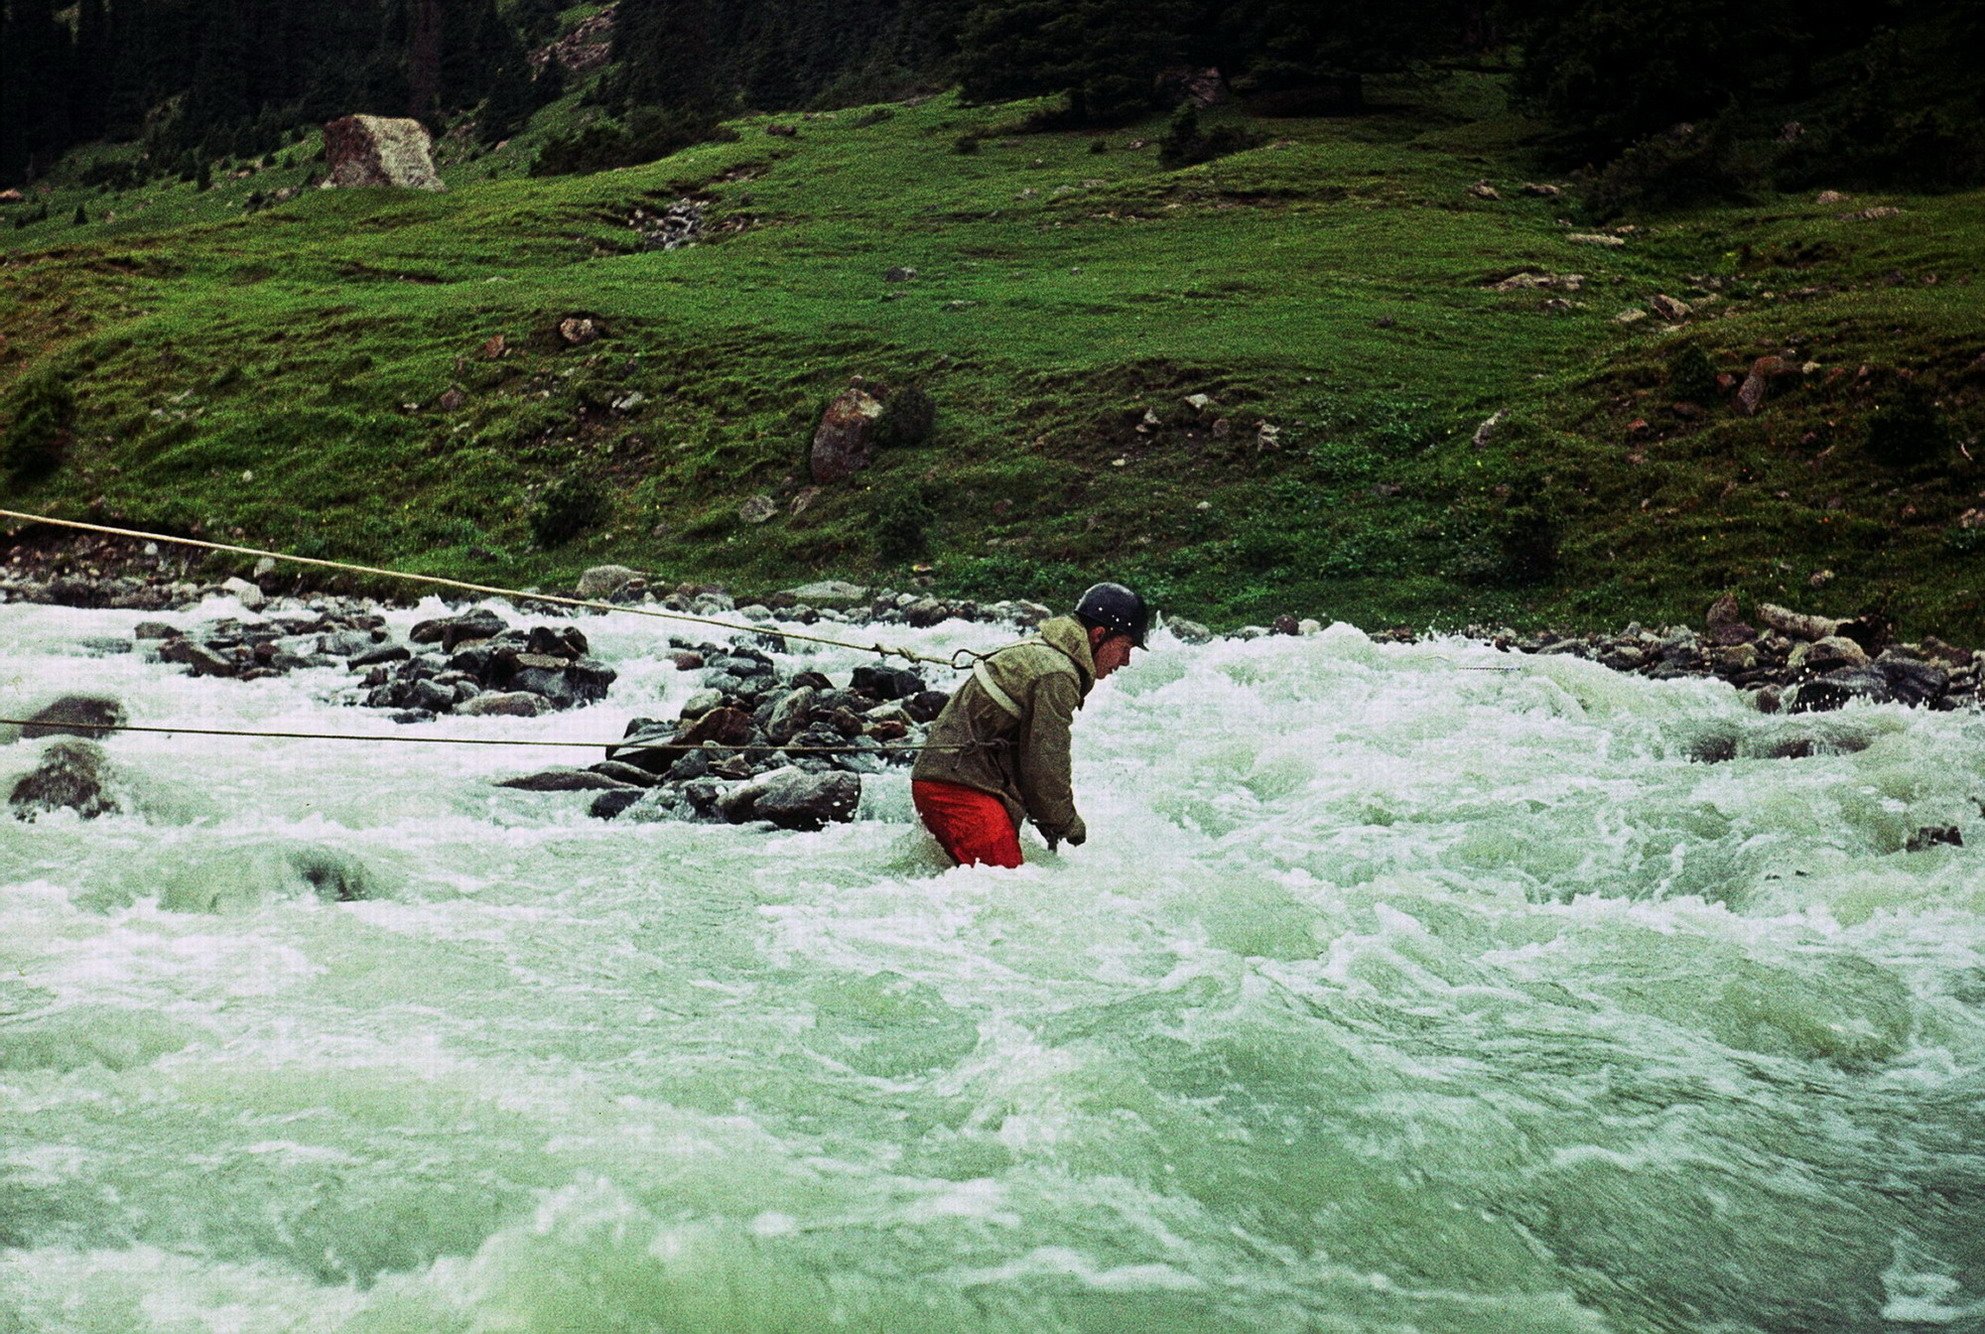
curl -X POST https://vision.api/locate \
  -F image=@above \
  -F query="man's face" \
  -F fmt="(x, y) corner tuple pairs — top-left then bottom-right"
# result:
(1092, 631), (1135, 679)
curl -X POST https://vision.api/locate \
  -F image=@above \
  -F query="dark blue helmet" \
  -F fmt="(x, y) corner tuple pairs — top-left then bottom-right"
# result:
(1074, 582), (1149, 648)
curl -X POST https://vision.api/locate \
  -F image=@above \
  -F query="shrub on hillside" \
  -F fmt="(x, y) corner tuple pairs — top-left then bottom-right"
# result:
(875, 487), (934, 562)
(1158, 105), (1265, 170)
(1666, 343), (1720, 406)
(1495, 502), (1562, 583)
(530, 108), (735, 177)
(1863, 381), (1955, 469)
(529, 474), (609, 546)
(2, 371), (76, 482)
(952, 133), (981, 155)
(1582, 122), (1758, 218)
(873, 385), (937, 450)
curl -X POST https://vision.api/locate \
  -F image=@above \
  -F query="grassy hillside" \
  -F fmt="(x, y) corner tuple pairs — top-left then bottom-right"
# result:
(3, 72), (1982, 635)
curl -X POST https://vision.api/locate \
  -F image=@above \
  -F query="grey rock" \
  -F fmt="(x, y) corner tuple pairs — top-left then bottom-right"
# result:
(496, 767), (641, 792)
(851, 664), (923, 701)
(1906, 826), (1963, 852)
(810, 386), (885, 484)
(458, 690), (550, 719)
(1166, 618), (1213, 645)
(718, 766), (861, 830)
(589, 760), (660, 787)
(666, 748), (711, 781)
(220, 576), (266, 611)
(319, 630), (380, 658)
(511, 667), (579, 709)
(1790, 668), (1890, 713)
(349, 643), (412, 668)
(10, 740), (120, 821)
(577, 565), (643, 599)
(158, 638), (239, 678)
(1877, 656), (1949, 708)
(405, 678), (458, 714)
(780, 580), (870, 609)
(133, 621), (181, 640)
(410, 608), (507, 647)
(606, 722), (679, 774)
(768, 685), (817, 742)
(681, 689), (725, 719)
(589, 789), (648, 820)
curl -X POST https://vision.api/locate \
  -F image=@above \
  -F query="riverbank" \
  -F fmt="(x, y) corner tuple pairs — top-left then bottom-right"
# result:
(4, 526), (1976, 721)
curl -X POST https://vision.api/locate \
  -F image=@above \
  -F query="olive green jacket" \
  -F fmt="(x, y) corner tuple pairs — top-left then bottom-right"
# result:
(911, 616), (1096, 844)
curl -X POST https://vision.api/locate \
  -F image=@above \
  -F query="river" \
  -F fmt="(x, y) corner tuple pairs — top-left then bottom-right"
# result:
(2, 597), (1981, 1332)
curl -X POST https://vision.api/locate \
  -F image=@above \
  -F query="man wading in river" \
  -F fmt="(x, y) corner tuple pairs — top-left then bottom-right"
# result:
(912, 582), (1148, 867)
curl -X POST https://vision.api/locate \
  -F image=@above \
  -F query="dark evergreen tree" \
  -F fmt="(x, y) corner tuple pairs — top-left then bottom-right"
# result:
(1, 1), (76, 183)
(70, 0), (114, 142)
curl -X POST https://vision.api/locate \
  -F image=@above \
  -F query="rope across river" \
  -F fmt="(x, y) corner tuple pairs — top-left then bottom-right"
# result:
(0, 718), (970, 754)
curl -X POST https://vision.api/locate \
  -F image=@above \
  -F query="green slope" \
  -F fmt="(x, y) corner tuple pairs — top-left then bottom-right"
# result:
(3, 74), (1982, 635)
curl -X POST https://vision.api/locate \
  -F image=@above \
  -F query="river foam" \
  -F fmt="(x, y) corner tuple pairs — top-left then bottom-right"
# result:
(3, 600), (1981, 1331)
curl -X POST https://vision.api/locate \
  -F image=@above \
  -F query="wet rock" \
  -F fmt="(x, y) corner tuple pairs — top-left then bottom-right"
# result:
(350, 642), (412, 668)
(1789, 668), (1890, 713)
(640, 746), (701, 783)
(497, 767), (641, 792)
(10, 740), (120, 820)
(16, 695), (126, 742)
(851, 664), (923, 701)
(680, 689), (725, 720)
(1877, 655), (1949, 708)
(1166, 618), (1213, 645)
(410, 608), (507, 647)
(510, 667), (578, 709)
(133, 621), (180, 640)
(1788, 635), (1870, 674)
(404, 678), (458, 714)
(605, 720), (679, 774)
(590, 788), (647, 820)
(589, 760), (660, 787)
(157, 638), (240, 678)
(459, 690), (550, 720)
(906, 689), (951, 723)
(768, 685), (817, 742)
(903, 598), (949, 627)
(677, 706), (755, 748)
(1906, 826), (1963, 852)
(718, 766), (860, 830)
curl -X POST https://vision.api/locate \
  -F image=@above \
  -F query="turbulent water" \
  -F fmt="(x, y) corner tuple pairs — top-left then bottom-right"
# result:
(2, 596), (1983, 1333)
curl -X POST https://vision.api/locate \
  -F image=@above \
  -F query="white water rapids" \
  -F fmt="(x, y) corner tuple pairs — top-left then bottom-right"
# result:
(2, 596), (1982, 1332)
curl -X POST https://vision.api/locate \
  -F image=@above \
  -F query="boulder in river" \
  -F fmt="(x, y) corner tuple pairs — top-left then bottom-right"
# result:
(10, 740), (121, 821)
(458, 691), (550, 718)
(12, 695), (126, 742)
(718, 766), (860, 830)
(410, 608), (507, 647)
(497, 767), (642, 792)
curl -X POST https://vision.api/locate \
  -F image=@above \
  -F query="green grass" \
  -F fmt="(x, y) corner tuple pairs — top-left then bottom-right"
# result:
(3, 72), (1983, 636)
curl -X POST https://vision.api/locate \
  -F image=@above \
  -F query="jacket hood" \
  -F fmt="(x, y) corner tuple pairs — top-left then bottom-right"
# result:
(1036, 615), (1097, 698)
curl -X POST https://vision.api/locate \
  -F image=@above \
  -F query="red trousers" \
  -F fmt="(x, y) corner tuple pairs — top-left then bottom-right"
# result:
(913, 780), (1023, 868)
